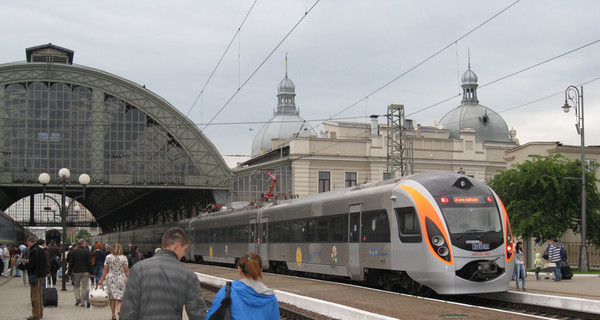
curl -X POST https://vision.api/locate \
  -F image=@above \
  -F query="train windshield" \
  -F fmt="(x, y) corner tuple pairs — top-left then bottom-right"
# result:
(442, 206), (502, 234)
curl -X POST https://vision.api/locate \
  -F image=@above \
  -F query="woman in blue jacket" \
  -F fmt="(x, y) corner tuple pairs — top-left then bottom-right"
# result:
(206, 252), (279, 320)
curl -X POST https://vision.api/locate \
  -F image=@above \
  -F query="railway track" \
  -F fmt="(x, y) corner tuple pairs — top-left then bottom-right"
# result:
(201, 282), (336, 320)
(446, 294), (598, 320)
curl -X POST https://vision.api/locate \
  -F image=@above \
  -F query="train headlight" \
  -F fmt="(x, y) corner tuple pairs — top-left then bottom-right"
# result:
(432, 236), (445, 246)
(425, 217), (451, 262)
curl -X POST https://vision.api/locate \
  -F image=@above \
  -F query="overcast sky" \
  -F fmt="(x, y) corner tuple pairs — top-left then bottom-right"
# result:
(1, 1), (599, 156)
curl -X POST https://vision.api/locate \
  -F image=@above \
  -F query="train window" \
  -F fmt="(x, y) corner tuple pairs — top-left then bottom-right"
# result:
(331, 216), (347, 242)
(395, 207), (422, 243)
(361, 210), (390, 243)
(261, 223), (267, 243)
(291, 221), (304, 242)
(240, 226), (249, 243)
(282, 222), (292, 242)
(350, 213), (360, 243)
(304, 220), (315, 242)
(317, 219), (329, 242)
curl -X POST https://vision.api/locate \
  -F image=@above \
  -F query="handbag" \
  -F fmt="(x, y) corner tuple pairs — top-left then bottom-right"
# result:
(89, 281), (109, 307)
(208, 281), (232, 320)
(17, 260), (26, 271)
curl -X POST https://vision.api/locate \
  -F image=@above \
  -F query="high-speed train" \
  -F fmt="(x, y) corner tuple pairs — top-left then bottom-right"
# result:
(0, 210), (30, 246)
(94, 171), (514, 295)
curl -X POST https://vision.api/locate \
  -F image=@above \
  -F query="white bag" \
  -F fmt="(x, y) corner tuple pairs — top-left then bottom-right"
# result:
(89, 281), (109, 307)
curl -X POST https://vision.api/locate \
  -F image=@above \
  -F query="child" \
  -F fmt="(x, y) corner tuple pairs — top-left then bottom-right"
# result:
(533, 252), (543, 280)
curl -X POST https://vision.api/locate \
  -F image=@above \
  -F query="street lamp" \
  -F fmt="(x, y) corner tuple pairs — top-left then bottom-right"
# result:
(561, 85), (589, 272)
(38, 168), (90, 291)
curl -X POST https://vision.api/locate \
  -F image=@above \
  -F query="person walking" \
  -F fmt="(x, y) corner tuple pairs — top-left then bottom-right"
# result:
(68, 238), (93, 306)
(514, 241), (526, 290)
(127, 244), (143, 268)
(20, 243), (28, 286)
(98, 243), (129, 320)
(1, 244), (9, 277)
(93, 242), (106, 281)
(206, 252), (279, 320)
(120, 227), (207, 320)
(24, 235), (48, 320)
(547, 237), (564, 281)
(47, 240), (61, 286)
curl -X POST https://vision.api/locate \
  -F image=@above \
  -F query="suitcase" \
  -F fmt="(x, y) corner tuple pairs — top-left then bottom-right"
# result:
(561, 260), (573, 280)
(43, 277), (58, 307)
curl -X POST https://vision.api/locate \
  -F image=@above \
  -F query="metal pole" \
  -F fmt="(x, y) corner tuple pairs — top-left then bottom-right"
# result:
(578, 86), (589, 272)
(61, 179), (67, 291)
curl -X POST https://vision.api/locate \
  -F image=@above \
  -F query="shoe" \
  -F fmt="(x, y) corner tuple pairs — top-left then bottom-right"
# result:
(27, 317), (40, 320)
(75, 299), (81, 306)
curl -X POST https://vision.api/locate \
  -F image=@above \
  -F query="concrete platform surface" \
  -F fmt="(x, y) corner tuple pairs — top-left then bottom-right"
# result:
(0, 276), (191, 320)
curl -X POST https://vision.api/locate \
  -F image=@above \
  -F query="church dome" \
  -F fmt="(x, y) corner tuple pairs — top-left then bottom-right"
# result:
(251, 71), (316, 156)
(439, 65), (514, 144)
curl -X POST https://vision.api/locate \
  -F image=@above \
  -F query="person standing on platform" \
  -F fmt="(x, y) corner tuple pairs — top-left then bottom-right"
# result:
(47, 240), (60, 286)
(99, 243), (129, 320)
(514, 241), (526, 290)
(20, 243), (28, 286)
(206, 252), (279, 320)
(93, 242), (107, 281)
(68, 238), (93, 307)
(1, 244), (9, 277)
(24, 235), (47, 320)
(547, 237), (563, 281)
(120, 227), (207, 320)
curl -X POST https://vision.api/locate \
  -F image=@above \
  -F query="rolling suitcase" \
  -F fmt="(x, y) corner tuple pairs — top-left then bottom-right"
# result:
(43, 276), (58, 307)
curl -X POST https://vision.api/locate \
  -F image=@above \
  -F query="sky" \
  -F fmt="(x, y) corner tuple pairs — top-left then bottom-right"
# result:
(1, 1), (599, 156)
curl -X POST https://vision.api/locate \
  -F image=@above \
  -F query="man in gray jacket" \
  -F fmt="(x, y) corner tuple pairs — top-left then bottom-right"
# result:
(120, 227), (207, 320)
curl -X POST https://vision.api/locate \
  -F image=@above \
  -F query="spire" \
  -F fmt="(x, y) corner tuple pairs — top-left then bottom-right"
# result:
(276, 56), (297, 115)
(460, 56), (479, 104)
(285, 53), (288, 77)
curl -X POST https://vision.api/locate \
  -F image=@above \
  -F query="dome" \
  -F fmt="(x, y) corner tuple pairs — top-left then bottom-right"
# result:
(461, 68), (478, 85)
(251, 113), (316, 156)
(440, 104), (512, 143)
(278, 76), (295, 93)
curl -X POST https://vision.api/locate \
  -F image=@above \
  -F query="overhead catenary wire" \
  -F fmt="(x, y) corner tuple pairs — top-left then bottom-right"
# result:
(328, 0), (521, 120)
(201, 0), (321, 132)
(185, 0), (260, 117)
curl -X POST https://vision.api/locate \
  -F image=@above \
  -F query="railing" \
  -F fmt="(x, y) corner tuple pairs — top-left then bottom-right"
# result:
(563, 242), (600, 269)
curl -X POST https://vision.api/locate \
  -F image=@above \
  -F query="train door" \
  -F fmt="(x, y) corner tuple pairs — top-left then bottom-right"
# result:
(349, 204), (363, 280)
(249, 218), (258, 253)
(259, 217), (268, 269)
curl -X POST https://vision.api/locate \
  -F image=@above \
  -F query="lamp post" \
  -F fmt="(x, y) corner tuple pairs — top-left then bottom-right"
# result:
(38, 168), (90, 291)
(561, 85), (589, 272)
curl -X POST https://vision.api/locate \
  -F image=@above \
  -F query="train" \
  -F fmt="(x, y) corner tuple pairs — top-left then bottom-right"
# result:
(94, 171), (515, 295)
(0, 210), (30, 246)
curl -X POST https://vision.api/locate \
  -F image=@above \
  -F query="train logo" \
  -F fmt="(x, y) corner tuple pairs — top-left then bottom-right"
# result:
(296, 247), (302, 266)
(330, 246), (338, 263)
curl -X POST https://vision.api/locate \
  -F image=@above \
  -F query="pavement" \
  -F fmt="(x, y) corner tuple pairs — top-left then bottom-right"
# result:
(0, 275), (132, 320)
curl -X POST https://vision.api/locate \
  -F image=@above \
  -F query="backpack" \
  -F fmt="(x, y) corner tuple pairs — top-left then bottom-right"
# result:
(208, 281), (232, 320)
(560, 246), (567, 261)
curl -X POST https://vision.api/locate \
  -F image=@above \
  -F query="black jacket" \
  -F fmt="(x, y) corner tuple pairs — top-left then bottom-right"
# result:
(68, 246), (93, 274)
(26, 245), (48, 277)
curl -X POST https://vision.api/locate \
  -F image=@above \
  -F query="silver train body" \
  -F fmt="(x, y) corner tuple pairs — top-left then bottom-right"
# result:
(94, 171), (515, 295)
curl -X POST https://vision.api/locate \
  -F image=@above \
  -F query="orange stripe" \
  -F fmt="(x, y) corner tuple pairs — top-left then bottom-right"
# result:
(400, 185), (453, 265)
(498, 198), (514, 262)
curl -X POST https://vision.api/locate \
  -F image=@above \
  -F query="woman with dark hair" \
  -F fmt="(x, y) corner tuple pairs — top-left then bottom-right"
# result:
(206, 252), (279, 319)
(514, 241), (526, 291)
(127, 244), (143, 268)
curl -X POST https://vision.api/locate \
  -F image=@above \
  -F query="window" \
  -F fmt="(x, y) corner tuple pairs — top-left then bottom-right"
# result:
(331, 216), (347, 242)
(318, 171), (330, 193)
(395, 207), (422, 243)
(361, 210), (390, 243)
(345, 172), (357, 187)
(317, 219), (329, 242)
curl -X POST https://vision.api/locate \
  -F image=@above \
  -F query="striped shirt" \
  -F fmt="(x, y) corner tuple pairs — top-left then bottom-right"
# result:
(548, 244), (562, 262)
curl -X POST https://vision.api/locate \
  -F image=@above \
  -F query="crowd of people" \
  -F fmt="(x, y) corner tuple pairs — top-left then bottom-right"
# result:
(1, 227), (280, 320)
(511, 237), (569, 292)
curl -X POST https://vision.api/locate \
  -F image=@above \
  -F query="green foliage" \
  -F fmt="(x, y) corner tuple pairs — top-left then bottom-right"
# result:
(74, 229), (92, 243)
(488, 154), (600, 246)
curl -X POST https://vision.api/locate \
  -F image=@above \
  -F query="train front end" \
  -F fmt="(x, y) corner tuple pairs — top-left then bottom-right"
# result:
(398, 172), (513, 295)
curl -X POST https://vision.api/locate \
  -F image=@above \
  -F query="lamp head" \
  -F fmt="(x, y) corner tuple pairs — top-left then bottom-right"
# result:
(58, 168), (71, 180)
(79, 173), (91, 186)
(38, 172), (51, 185)
(562, 101), (571, 113)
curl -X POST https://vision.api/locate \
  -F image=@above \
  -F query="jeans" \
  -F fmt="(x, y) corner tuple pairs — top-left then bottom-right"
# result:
(515, 263), (526, 289)
(94, 265), (104, 281)
(553, 260), (562, 281)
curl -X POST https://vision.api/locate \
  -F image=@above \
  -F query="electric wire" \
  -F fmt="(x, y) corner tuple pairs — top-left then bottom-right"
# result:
(185, 0), (259, 117)
(201, 0), (321, 131)
(328, 0), (521, 120)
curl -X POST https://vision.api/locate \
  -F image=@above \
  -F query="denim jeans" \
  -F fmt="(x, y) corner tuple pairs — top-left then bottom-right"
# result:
(553, 260), (562, 281)
(515, 263), (526, 289)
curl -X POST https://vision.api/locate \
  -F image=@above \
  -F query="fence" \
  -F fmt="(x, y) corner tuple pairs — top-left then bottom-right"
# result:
(563, 242), (600, 269)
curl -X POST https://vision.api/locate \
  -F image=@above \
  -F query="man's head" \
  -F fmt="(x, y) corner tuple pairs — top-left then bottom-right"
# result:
(26, 236), (38, 247)
(78, 238), (86, 247)
(162, 227), (191, 260)
(550, 237), (558, 244)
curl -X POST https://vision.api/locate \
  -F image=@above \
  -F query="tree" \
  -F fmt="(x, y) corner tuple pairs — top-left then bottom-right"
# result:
(74, 229), (92, 243)
(488, 154), (600, 246)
